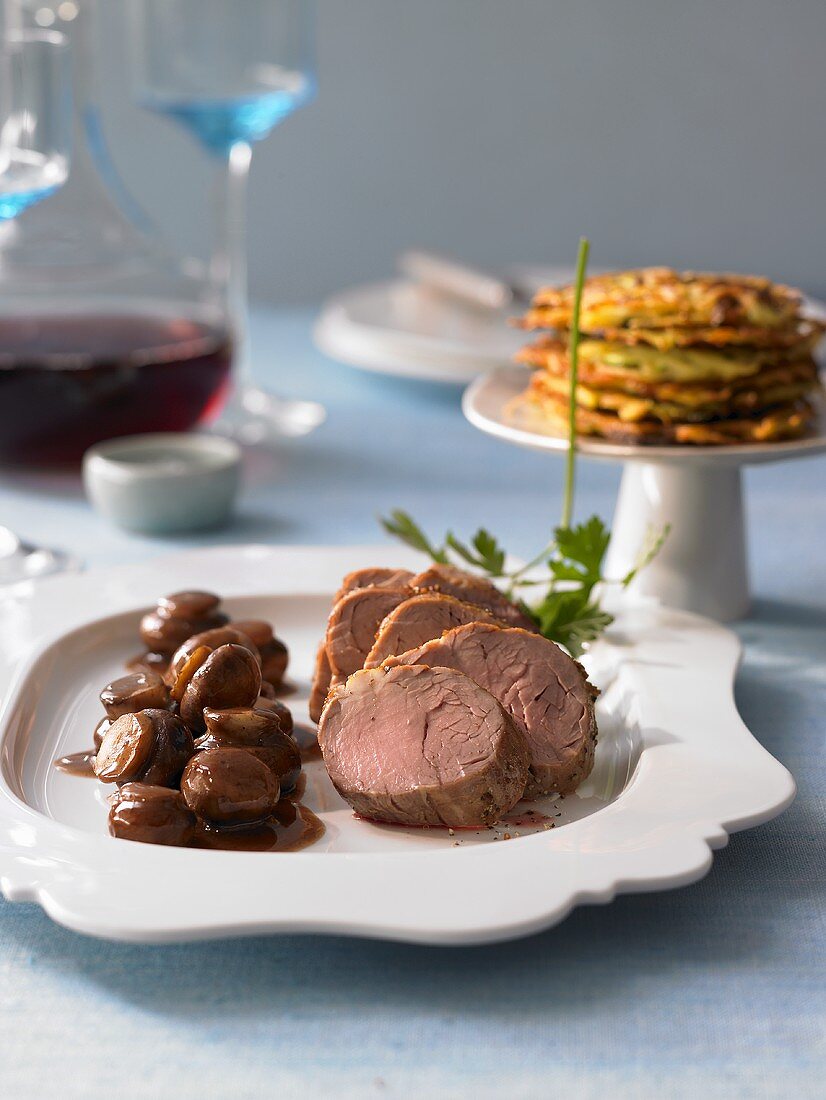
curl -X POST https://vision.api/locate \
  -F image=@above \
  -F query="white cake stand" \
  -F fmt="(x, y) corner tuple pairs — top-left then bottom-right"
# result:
(463, 365), (826, 622)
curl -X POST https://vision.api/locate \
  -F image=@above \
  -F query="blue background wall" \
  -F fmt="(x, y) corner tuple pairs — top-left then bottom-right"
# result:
(100, 0), (826, 303)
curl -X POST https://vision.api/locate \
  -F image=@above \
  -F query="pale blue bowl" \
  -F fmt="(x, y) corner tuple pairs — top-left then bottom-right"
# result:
(82, 433), (241, 535)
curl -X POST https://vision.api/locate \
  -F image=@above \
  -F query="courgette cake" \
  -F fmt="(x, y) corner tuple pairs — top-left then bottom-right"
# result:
(512, 267), (823, 445)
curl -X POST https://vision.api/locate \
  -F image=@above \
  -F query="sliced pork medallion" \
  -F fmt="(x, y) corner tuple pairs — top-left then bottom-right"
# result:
(386, 622), (598, 797)
(333, 567), (414, 603)
(363, 593), (503, 668)
(308, 643), (334, 724)
(308, 658), (345, 725)
(318, 664), (529, 827)
(308, 568), (415, 722)
(410, 563), (538, 632)
(325, 584), (412, 678)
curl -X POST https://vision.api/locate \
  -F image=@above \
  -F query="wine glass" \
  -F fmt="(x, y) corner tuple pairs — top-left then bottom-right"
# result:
(0, 26), (77, 581)
(129, 0), (325, 443)
(0, 27), (70, 219)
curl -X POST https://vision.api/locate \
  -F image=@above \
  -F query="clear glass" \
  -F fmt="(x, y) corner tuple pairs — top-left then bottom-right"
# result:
(0, 27), (71, 218)
(129, 0), (325, 443)
(0, 21), (75, 578)
(0, 0), (233, 468)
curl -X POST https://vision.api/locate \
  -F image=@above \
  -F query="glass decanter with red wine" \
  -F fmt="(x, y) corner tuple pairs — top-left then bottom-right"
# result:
(0, 313), (231, 466)
(0, 0), (232, 467)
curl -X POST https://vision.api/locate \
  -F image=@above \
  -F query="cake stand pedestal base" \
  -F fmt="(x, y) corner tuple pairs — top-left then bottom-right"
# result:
(463, 364), (826, 625)
(605, 463), (749, 622)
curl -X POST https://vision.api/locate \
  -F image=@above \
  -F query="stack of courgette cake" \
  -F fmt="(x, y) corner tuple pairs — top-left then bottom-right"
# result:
(513, 267), (823, 444)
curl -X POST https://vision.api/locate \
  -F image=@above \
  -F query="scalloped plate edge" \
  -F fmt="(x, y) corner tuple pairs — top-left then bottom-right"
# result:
(0, 545), (796, 944)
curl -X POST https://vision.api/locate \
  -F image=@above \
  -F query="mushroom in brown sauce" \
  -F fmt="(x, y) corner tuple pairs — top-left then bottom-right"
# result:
(177, 643), (262, 731)
(198, 704), (301, 792)
(93, 715), (112, 749)
(108, 783), (197, 846)
(94, 709), (194, 787)
(180, 746), (281, 825)
(158, 591), (222, 619)
(166, 626), (261, 685)
(139, 590), (229, 656)
(233, 618), (289, 687)
(100, 670), (170, 719)
(55, 588), (321, 851)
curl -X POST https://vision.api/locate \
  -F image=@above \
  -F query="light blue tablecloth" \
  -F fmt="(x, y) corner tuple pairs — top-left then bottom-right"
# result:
(1, 309), (823, 1099)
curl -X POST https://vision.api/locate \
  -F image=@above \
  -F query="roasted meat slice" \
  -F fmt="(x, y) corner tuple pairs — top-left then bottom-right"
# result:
(334, 568), (414, 603)
(308, 642), (334, 725)
(308, 569), (415, 723)
(325, 584), (412, 678)
(318, 664), (529, 827)
(410, 563), (537, 632)
(363, 593), (503, 668)
(385, 622), (598, 797)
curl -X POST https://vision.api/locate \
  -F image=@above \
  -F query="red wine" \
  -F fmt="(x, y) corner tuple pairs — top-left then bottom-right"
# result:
(0, 315), (233, 466)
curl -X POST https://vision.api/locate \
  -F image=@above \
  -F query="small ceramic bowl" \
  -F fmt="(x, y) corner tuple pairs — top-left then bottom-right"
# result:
(83, 433), (241, 535)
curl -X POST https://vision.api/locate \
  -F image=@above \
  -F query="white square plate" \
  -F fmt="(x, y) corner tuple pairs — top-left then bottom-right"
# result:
(0, 545), (794, 944)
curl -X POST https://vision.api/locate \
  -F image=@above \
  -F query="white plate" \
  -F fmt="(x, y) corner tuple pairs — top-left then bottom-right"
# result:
(313, 279), (524, 383)
(0, 545), (794, 944)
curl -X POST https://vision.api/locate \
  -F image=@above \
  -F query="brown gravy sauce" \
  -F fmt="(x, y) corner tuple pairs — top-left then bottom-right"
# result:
(53, 750), (96, 778)
(126, 651), (170, 676)
(56, 744), (324, 852)
(185, 774), (320, 852)
(189, 798), (324, 853)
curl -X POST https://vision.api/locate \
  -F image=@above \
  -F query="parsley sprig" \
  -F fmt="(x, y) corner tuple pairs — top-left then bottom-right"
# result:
(381, 238), (669, 656)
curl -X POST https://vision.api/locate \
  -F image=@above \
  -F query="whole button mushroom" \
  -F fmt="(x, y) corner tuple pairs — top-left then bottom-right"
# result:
(178, 643), (262, 732)
(168, 645), (212, 702)
(200, 705), (301, 792)
(229, 619), (273, 648)
(253, 696), (294, 736)
(202, 703), (292, 744)
(109, 783), (197, 847)
(100, 671), (170, 719)
(139, 590), (228, 656)
(94, 709), (194, 787)
(158, 591), (222, 619)
(138, 610), (229, 656)
(167, 626), (261, 686)
(181, 747), (280, 826)
(244, 742), (301, 794)
(233, 620), (289, 687)
(139, 711), (196, 786)
(260, 637), (289, 688)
